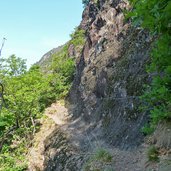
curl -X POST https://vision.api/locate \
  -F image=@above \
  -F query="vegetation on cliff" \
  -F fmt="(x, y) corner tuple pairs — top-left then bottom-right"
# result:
(0, 27), (85, 170)
(128, 0), (171, 132)
(0, 0), (170, 170)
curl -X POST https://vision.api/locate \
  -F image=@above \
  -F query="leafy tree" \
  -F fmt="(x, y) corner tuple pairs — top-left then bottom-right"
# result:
(0, 24), (84, 170)
(50, 45), (75, 99)
(0, 56), (52, 170)
(0, 54), (26, 77)
(0, 50), (76, 169)
(70, 28), (85, 46)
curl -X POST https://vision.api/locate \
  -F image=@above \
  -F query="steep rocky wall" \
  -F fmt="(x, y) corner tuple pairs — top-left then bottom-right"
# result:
(34, 1), (171, 170)
(69, 0), (152, 149)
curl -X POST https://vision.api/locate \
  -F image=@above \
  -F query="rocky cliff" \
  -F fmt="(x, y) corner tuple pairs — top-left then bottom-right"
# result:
(35, 0), (171, 170)
(69, 0), (151, 148)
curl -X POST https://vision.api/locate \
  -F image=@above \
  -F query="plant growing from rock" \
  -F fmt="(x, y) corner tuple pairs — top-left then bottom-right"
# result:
(147, 146), (159, 162)
(83, 148), (113, 171)
(128, 0), (171, 132)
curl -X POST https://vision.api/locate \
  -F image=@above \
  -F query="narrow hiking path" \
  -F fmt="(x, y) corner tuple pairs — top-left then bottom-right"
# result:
(27, 101), (70, 171)
(27, 101), (171, 171)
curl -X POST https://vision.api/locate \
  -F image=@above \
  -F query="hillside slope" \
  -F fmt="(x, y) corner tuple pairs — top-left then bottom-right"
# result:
(37, 45), (63, 71)
(32, 0), (171, 170)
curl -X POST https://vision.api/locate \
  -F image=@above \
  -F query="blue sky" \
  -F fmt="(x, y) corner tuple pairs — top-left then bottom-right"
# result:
(0, 0), (83, 68)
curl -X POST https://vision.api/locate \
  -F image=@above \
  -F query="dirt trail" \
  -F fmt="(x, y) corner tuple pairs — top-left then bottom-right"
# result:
(27, 101), (140, 171)
(27, 101), (171, 171)
(27, 101), (70, 171)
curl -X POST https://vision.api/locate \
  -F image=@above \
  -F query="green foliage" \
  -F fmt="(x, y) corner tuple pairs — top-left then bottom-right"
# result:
(83, 148), (113, 171)
(0, 141), (28, 171)
(128, 0), (171, 129)
(0, 53), (75, 170)
(49, 28), (85, 99)
(0, 57), (49, 170)
(0, 55), (26, 77)
(50, 45), (75, 99)
(0, 65), (47, 131)
(0, 24), (84, 170)
(70, 28), (85, 47)
(147, 146), (159, 161)
(94, 0), (99, 4)
(94, 148), (113, 163)
(141, 124), (155, 135)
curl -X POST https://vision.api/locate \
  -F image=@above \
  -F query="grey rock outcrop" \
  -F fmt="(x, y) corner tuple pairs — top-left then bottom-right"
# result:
(69, 0), (151, 149)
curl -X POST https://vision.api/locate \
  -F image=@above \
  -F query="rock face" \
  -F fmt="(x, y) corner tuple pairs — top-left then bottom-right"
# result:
(69, 0), (152, 149)
(34, 1), (171, 170)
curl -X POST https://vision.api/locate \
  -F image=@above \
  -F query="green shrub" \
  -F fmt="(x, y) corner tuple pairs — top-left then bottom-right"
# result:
(70, 28), (85, 47)
(0, 142), (28, 171)
(0, 23), (84, 171)
(147, 146), (159, 161)
(94, 148), (113, 163)
(141, 124), (155, 135)
(127, 0), (171, 130)
(0, 53), (75, 170)
(83, 148), (113, 171)
(50, 45), (75, 99)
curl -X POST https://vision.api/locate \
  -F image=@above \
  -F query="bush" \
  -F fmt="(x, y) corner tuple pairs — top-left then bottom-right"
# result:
(0, 53), (75, 170)
(141, 124), (155, 135)
(147, 146), (159, 162)
(0, 23), (84, 170)
(70, 28), (85, 47)
(83, 148), (113, 171)
(128, 0), (171, 130)
(94, 148), (113, 163)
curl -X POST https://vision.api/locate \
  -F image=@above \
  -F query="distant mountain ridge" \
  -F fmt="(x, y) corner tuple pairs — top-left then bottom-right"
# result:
(37, 45), (64, 70)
